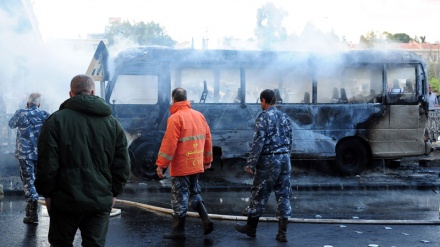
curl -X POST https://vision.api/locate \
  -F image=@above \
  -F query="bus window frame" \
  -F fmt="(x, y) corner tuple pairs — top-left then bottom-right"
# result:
(384, 63), (420, 105)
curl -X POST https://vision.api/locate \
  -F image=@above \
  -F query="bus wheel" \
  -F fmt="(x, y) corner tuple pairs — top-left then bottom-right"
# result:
(335, 139), (369, 176)
(131, 143), (165, 180)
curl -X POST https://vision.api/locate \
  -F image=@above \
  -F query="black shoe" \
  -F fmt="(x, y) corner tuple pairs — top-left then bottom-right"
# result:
(195, 201), (214, 235)
(235, 216), (259, 238)
(23, 200), (38, 224)
(163, 215), (186, 239)
(275, 218), (288, 242)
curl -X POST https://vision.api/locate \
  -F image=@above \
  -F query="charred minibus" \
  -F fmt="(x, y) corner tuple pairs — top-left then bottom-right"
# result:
(87, 41), (431, 179)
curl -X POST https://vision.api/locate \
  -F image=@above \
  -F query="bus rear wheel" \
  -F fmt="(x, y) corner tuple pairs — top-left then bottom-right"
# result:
(335, 139), (369, 176)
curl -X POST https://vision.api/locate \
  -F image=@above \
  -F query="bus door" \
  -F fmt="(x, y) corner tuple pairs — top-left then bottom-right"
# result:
(382, 64), (422, 156)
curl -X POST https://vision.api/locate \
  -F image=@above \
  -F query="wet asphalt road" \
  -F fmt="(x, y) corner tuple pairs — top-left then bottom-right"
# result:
(2, 187), (440, 247)
(3, 151), (440, 246)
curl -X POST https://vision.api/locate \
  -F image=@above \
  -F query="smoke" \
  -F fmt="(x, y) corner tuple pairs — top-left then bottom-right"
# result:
(219, 21), (349, 53)
(0, 3), (95, 114)
(293, 22), (348, 52)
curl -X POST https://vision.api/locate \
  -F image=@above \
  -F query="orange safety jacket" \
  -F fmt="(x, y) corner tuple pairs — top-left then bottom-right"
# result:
(156, 100), (213, 176)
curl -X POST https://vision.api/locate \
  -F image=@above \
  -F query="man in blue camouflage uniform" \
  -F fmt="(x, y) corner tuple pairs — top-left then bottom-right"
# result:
(235, 89), (293, 242)
(9, 93), (49, 224)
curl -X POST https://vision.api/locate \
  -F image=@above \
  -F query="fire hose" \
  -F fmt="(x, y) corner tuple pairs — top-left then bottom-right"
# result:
(116, 199), (440, 225)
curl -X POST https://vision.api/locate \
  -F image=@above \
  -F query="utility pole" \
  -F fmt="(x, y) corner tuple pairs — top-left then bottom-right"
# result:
(202, 28), (209, 50)
(437, 41), (440, 83)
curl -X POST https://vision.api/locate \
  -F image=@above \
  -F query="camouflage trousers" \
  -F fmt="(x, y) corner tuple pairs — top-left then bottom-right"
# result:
(243, 153), (292, 219)
(170, 173), (203, 217)
(18, 159), (39, 202)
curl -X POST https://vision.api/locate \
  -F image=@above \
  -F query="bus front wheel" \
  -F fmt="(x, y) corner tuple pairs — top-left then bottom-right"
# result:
(131, 143), (165, 180)
(335, 139), (369, 176)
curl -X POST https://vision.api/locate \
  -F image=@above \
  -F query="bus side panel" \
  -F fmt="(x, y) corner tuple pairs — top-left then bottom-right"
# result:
(283, 104), (389, 159)
(346, 104), (425, 158)
(111, 104), (165, 148)
(284, 105), (336, 159)
(192, 104), (260, 159)
(370, 104), (426, 157)
(112, 104), (162, 131)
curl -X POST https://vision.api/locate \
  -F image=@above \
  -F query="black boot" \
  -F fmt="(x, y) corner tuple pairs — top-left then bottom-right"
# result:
(195, 201), (214, 235)
(163, 215), (186, 239)
(276, 218), (288, 242)
(235, 216), (259, 237)
(25, 201), (31, 217)
(23, 200), (38, 224)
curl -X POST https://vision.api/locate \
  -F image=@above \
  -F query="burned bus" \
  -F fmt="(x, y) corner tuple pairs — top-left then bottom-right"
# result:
(87, 41), (431, 179)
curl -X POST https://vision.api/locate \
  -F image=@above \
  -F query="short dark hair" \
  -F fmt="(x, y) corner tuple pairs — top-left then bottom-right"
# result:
(260, 89), (276, 105)
(71, 74), (95, 95)
(172, 88), (187, 102)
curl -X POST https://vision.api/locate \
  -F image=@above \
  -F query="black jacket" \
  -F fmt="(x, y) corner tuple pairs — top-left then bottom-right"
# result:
(35, 95), (130, 213)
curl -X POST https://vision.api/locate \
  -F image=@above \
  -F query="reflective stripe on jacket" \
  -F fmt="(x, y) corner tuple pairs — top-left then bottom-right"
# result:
(156, 100), (213, 176)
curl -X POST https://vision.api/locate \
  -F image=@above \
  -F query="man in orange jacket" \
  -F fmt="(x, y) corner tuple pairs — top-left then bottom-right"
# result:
(156, 87), (214, 239)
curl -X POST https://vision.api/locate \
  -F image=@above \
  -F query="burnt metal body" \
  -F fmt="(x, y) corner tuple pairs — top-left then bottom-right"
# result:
(95, 45), (430, 179)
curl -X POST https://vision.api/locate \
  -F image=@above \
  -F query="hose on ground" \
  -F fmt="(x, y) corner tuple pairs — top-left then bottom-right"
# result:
(116, 199), (440, 225)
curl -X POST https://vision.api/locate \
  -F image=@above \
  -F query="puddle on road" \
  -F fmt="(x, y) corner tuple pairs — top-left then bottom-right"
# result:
(119, 188), (440, 221)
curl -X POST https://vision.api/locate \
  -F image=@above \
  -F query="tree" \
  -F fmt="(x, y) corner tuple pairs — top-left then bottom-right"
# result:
(413, 35), (428, 43)
(360, 31), (414, 46)
(389, 33), (412, 43)
(297, 22), (341, 51)
(254, 2), (288, 50)
(429, 64), (439, 91)
(383, 31), (393, 40)
(105, 20), (176, 47)
(359, 31), (385, 48)
(413, 36), (420, 43)
(429, 61), (440, 90)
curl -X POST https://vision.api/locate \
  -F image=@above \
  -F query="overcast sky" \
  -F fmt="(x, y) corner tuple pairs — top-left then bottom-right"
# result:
(32, 0), (440, 46)
(1, 0), (439, 113)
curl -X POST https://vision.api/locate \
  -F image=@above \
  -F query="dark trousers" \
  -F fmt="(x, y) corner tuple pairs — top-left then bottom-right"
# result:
(171, 173), (203, 216)
(18, 159), (39, 201)
(48, 208), (111, 247)
(246, 153), (292, 218)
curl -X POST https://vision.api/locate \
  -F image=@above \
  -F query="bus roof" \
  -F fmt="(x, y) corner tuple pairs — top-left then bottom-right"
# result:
(113, 47), (425, 68)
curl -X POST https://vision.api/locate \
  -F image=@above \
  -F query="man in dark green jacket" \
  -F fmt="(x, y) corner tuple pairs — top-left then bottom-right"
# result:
(35, 74), (130, 247)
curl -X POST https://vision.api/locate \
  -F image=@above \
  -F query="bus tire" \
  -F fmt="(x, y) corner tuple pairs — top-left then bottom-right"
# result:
(130, 143), (166, 180)
(335, 139), (369, 176)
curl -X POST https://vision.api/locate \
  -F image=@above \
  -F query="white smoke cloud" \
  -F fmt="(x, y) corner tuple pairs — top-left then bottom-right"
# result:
(0, 5), (94, 114)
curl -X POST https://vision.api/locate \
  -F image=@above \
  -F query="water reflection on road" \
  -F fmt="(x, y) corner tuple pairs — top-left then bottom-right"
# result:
(119, 189), (440, 221)
(2, 188), (440, 247)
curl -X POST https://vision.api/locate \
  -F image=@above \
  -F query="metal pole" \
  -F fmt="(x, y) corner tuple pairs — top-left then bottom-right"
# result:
(437, 42), (439, 82)
(100, 80), (105, 99)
